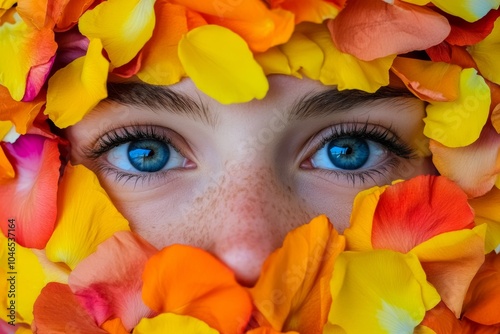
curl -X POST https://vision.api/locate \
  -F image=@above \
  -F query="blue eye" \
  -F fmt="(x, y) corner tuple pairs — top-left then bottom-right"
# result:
(105, 139), (187, 173)
(311, 137), (388, 171)
(128, 140), (170, 172)
(327, 138), (369, 170)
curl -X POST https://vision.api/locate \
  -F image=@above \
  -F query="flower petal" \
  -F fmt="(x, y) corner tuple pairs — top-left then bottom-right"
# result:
(411, 225), (486, 316)
(142, 244), (252, 334)
(427, 0), (500, 23)
(271, 0), (343, 23)
(32, 283), (108, 333)
(136, 2), (187, 85)
(178, 25), (269, 104)
(0, 146), (14, 182)
(133, 313), (218, 334)
(69, 231), (157, 331)
(0, 84), (45, 135)
(45, 164), (130, 269)
(444, 9), (500, 46)
(45, 38), (109, 128)
(463, 252), (500, 325)
(424, 68), (491, 148)
(78, 0), (155, 67)
(250, 215), (345, 333)
(371, 175), (475, 253)
(469, 17), (500, 86)
(0, 13), (57, 101)
(391, 57), (462, 102)
(429, 122), (500, 197)
(325, 250), (440, 333)
(469, 186), (500, 253)
(420, 302), (463, 334)
(0, 134), (60, 248)
(328, 0), (450, 61)
(279, 31), (324, 80)
(54, 0), (95, 31)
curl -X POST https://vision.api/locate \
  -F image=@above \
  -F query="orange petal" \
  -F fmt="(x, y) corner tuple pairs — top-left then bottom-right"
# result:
(101, 318), (129, 334)
(371, 175), (474, 253)
(0, 135), (60, 248)
(136, 2), (187, 85)
(0, 84), (45, 135)
(429, 123), (500, 198)
(172, 0), (295, 52)
(142, 244), (252, 334)
(328, 0), (450, 61)
(250, 215), (345, 333)
(444, 9), (500, 46)
(463, 252), (500, 326)
(32, 282), (107, 333)
(420, 302), (463, 334)
(391, 57), (462, 102)
(69, 231), (157, 331)
(470, 186), (500, 253)
(0, 146), (14, 182)
(53, 0), (95, 31)
(271, 0), (343, 23)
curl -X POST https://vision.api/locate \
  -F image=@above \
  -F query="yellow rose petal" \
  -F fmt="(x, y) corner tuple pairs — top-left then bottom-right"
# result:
(469, 17), (500, 85)
(178, 25), (269, 104)
(279, 31), (323, 80)
(424, 68), (490, 147)
(133, 313), (219, 334)
(79, 0), (155, 67)
(45, 164), (130, 270)
(431, 0), (500, 23)
(45, 38), (109, 128)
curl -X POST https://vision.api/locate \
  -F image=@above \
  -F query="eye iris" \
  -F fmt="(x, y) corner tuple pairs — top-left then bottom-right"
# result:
(327, 138), (369, 170)
(127, 140), (170, 172)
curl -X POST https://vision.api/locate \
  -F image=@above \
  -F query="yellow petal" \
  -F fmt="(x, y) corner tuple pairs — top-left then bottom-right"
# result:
(0, 12), (57, 101)
(250, 215), (345, 333)
(45, 164), (130, 270)
(424, 68), (491, 147)
(78, 0), (155, 67)
(469, 17), (500, 85)
(254, 47), (292, 76)
(178, 25), (269, 104)
(325, 250), (440, 334)
(279, 31), (324, 80)
(0, 233), (69, 325)
(469, 186), (500, 253)
(344, 185), (390, 251)
(430, 0), (500, 23)
(411, 226), (486, 317)
(133, 313), (219, 334)
(44, 38), (109, 128)
(136, 2), (187, 85)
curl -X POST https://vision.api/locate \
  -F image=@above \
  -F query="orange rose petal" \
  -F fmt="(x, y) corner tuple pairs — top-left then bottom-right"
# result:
(371, 175), (474, 253)
(0, 146), (14, 182)
(101, 318), (130, 334)
(0, 85), (45, 134)
(328, 0), (450, 61)
(492, 103), (500, 133)
(250, 215), (345, 333)
(420, 301), (462, 333)
(54, 0), (95, 31)
(470, 186), (500, 253)
(142, 244), (252, 334)
(429, 123), (500, 198)
(16, 0), (48, 30)
(463, 252), (500, 326)
(32, 283), (107, 333)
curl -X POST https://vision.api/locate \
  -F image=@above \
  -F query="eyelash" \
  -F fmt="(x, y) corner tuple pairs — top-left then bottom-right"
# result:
(307, 122), (416, 185)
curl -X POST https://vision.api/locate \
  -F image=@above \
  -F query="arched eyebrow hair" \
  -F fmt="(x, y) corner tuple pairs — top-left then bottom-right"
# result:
(105, 82), (415, 125)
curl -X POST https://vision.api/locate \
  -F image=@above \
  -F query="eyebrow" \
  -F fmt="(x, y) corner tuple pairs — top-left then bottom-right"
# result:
(105, 82), (415, 125)
(289, 86), (415, 121)
(106, 82), (216, 127)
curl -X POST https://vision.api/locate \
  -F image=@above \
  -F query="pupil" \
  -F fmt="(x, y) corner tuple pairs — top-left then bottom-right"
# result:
(127, 140), (170, 172)
(327, 138), (369, 170)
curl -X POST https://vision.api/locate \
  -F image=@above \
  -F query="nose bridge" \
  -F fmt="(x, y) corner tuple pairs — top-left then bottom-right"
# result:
(203, 165), (309, 286)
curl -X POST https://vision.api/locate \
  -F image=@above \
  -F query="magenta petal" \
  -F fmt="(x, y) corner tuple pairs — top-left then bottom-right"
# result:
(0, 134), (60, 248)
(68, 231), (158, 331)
(22, 56), (55, 102)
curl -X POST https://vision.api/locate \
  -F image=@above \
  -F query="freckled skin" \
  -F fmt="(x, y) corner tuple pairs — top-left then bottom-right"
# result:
(65, 76), (436, 286)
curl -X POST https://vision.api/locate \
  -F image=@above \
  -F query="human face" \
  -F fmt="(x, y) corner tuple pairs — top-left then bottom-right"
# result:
(65, 75), (436, 286)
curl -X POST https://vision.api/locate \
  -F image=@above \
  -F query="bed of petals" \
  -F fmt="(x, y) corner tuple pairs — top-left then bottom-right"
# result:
(1, 0), (500, 333)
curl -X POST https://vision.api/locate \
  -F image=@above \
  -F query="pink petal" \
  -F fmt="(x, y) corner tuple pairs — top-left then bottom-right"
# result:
(0, 134), (60, 248)
(68, 231), (158, 331)
(22, 55), (55, 102)
(328, 0), (450, 61)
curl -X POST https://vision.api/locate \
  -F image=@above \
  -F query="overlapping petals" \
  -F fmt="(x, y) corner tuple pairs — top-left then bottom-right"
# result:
(0, 10), (57, 101)
(79, 0), (156, 67)
(133, 313), (218, 334)
(404, 0), (500, 23)
(44, 164), (130, 269)
(269, 0), (344, 24)
(468, 17), (500, 86)
(178, 25), (269, 104)
(328, 0), (450, 61)
(424, 68), (491, 148)
(142, 244), (253, 334)
(0, 134), (60, 248)
(0, 85), (45, 135)
(469, 186), (500, 253)
(324, 250), (440, 333)
(45, 38), (109, 128)
(250, 215), (345, 333)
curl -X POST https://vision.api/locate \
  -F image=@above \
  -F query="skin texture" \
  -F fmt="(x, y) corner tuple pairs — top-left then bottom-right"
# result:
(65, 75), (436, 286)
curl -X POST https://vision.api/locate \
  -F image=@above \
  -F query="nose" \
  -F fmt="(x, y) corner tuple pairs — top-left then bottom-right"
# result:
(203, 166), (310, 287)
